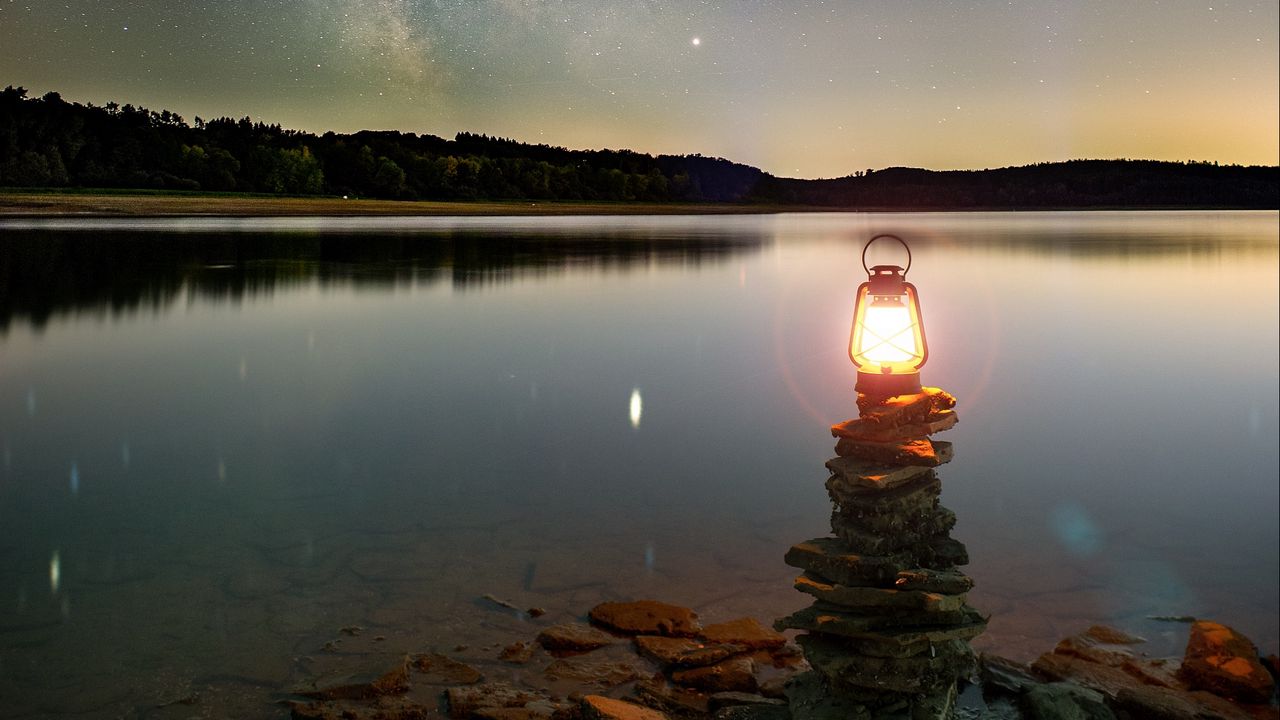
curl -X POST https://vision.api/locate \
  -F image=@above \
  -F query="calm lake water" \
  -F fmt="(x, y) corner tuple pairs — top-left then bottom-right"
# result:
(1, 211), (1277, 717)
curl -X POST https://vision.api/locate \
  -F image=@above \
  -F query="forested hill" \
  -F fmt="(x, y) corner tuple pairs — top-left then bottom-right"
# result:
(2, 86), (1276, 208)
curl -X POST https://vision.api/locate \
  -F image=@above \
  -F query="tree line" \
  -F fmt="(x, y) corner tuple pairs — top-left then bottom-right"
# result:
(1, 86), (1275, 208)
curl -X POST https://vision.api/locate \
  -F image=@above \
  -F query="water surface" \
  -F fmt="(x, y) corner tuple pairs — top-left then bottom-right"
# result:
(1, 211), (1276, 717)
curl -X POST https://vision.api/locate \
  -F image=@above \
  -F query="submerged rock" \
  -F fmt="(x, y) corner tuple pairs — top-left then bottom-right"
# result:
(294, 656), (411, 701)
(589, 601), (701, 638)
(412, 653), (484, 685)
(446, 683), (550, 719)
(538, 624), (618, 654)
(699, 618), (787, 651)
(544, 655), (645, 687)
(670, 656), (758, 693)
(634, 636), (746, 668)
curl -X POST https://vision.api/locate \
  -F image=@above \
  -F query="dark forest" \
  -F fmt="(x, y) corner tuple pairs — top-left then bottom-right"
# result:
(2, 86), (1276, 208)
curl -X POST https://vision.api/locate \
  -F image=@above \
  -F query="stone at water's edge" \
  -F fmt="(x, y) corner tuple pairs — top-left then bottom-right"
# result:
(1178, 620), (1276, 704)
(582, 695), (670, 720)
(699, 618), (788, 651)
(589, 600), (701, 638)
(671, 656), (759, 693)
(537, 623), (618, 653)
(634, 635), (746, 668)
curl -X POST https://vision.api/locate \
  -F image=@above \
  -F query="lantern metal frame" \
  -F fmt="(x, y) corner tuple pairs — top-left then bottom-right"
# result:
(849, 234), (929, 396)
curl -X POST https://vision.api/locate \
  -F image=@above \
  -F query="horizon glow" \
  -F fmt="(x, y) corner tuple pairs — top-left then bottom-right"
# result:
(0, 1), (1276, 178)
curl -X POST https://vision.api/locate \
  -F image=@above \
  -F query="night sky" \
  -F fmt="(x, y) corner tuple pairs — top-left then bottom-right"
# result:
(1, 1), (1276, 178)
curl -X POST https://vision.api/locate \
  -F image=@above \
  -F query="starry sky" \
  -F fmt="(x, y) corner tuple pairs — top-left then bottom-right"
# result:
(1, 1), (1276, 178)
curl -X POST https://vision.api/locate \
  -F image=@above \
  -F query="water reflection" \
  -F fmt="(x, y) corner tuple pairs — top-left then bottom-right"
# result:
(0, 223), (771, 333)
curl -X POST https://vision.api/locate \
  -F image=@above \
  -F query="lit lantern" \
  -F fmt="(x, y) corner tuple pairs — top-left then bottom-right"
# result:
(849, 234), (928, 396)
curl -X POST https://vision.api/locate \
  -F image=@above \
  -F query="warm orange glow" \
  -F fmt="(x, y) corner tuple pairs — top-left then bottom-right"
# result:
(849, 283), (927, 374)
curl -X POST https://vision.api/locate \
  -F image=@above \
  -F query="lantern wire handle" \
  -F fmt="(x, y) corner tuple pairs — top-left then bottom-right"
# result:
(861, 234), (912, 276)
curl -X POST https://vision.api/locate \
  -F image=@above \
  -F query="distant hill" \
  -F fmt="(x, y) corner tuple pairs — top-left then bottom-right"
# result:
(1, 85), (1276, 208)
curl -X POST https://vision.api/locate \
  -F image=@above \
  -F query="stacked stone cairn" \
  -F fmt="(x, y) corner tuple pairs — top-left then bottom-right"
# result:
(775, 387), (987, 720)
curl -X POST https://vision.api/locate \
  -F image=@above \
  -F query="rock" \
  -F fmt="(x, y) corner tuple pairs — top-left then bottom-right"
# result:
(783, 537), (911, 586)
(500, 641), (535, 664)
(1052, 625), (1144, 668)
(295, 657), (411, 700)
(588, 601), (700, 638)
(447, 683), (546, 718)
(411, 653), (483, 684)
(289, 696), (430, 720)
(825, 457), (934, 493)
(538, 624), (618, 654)
(1111, 683), (1257, 720)
(699, 618), (787, 651)
(545, 655), (644, 687)
(775, 603), (987, 638)
(708, 691), (787, 710)
(911, 681), (958, 720)
(830, 507), (958, 555)
(1021, 682), (1116, 720)
(671, 656), (758, 693)
(830, 410), (958, 443)
(833, 437), (954, 467)
(799, 633), (974, 694)
(581, 695), (669, 720)
(828, 472), (941, 517)
(980, 653), (1042, 695)
(712, 705), (791, 720)
(854, 387), (957, 428)
(777, 612), (986, 658)
(794, 572), (968, 614)
(1178, 620), (1275, 704)
(633, 636), (746, 668)
(632, 676), (712, 714)
(890, 567), (975, 594)
(784, 670), (873, 720)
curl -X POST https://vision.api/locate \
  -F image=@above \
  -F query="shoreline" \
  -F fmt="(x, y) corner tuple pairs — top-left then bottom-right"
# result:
(1, 192), (1273, 218)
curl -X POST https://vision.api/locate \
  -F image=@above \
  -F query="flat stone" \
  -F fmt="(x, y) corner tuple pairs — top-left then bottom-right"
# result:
(825, 456), (934, 492)
(589, 600), (700, 637)
(979, 653), (1041, 695)
(671, 656), (758, 693)
(1178, 620), (1275, 704)
(855, 387), (957, 426)
(831, 410), (958, 443)
(582, 695), (670, 720)
(632, 676), (712, 715)
(910, 681), (958, 720)
(833, 438), (954, 467)
(1112, 683), (1256, 720)
(537, 623), (617, 653)
(712, 705), (791, 720)
(634, 636), (745, 668)
(699, 618), (787, 651)
(708, 692), (787, 710)
(799, 633), (974, 694)
(446, 683), (546, 718)
(831, 507), (957, 555)
(411, 653), (484, 684)
(295, 657), (411, 700)
(829, 481), (942, 532)
(775, 603), (986, 638)
(544, 655), (644, 687)
(1023, 682), (1117, 720)
(784, 670), (873, 720)
(889, 567), (975, 594)
(793, 573), (968, 614)
(783, 537), (912, 586)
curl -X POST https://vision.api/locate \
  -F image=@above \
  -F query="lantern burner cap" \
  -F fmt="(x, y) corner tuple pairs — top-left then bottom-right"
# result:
(855, 369), (922, 397)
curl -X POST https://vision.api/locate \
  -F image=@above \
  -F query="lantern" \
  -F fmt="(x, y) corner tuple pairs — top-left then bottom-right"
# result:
(849, 234), (928, 396)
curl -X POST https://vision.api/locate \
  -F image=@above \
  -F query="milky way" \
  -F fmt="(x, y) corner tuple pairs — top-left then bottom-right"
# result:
(0, 1), (1275, 176)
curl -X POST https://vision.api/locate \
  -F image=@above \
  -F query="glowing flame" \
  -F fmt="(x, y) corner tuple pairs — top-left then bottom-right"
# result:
(859, 302), (917, 363)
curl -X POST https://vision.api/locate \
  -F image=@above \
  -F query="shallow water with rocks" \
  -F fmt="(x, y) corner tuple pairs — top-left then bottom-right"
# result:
(0, 211), (1276, 717)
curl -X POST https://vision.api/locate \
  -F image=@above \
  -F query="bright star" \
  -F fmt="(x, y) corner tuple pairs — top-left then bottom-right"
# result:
(691, 37), (701, 46)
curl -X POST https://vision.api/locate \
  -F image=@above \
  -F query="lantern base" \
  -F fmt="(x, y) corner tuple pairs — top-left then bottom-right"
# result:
(856, 370), (922, 397)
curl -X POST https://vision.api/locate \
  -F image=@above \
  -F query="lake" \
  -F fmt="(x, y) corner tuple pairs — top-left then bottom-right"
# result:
(0, 211), (1276, 717)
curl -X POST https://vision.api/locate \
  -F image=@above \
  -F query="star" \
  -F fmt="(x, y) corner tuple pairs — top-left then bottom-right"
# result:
(691, 37), (701, 46)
